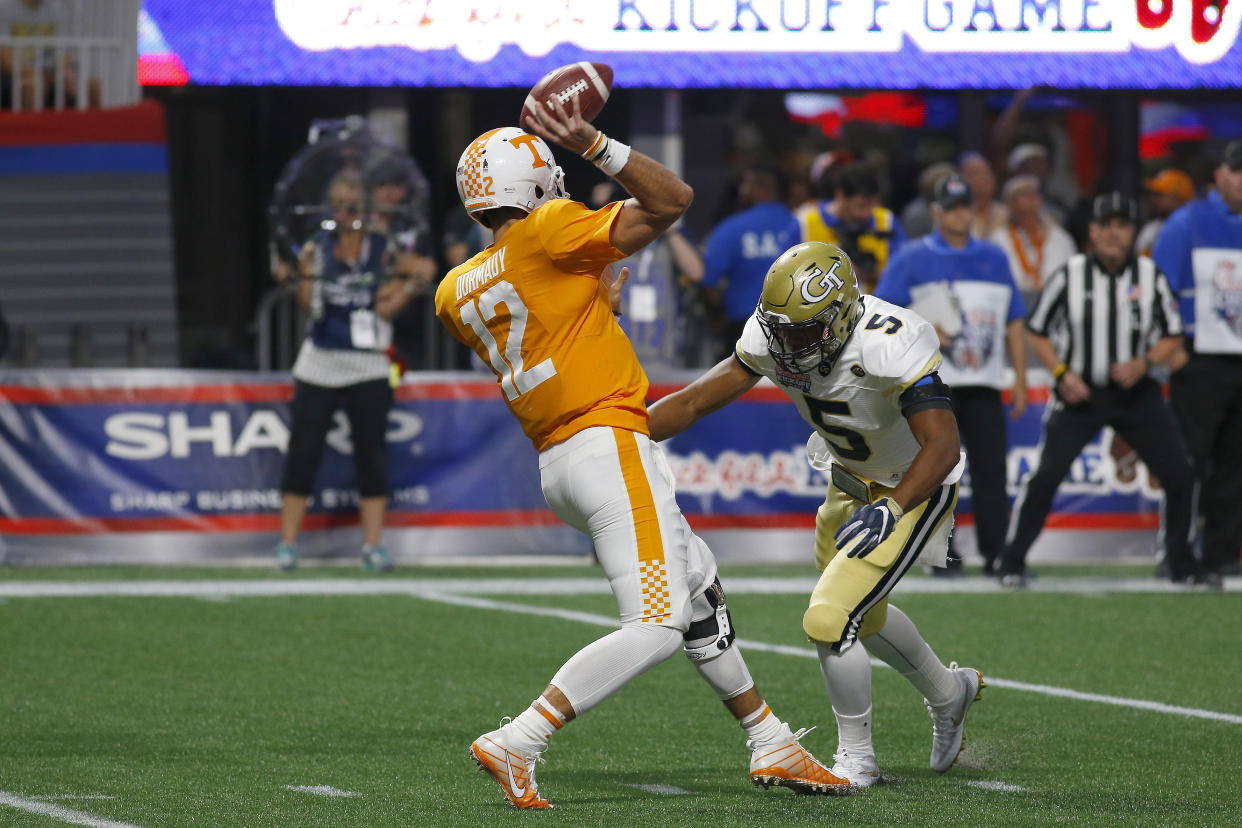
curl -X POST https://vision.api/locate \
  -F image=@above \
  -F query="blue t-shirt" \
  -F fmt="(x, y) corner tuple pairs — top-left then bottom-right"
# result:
(1151, 190), (1242, 354)
(307, 230), (390, 351)
(702, 201), (795, 321)
(875, 230), (1025, 390)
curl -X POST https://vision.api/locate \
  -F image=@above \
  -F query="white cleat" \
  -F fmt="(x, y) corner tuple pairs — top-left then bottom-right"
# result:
(748, 725), (851, 795)
(468, 718), (552, 809)
(829, 749), (881, 788)
(926, 662), (985, 773)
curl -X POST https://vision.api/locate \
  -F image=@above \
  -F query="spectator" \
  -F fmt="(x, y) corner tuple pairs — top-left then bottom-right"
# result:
(997, 194), (1207, 588)
(274, 169), (418, 573)
(899, 162), (956, 240)
(959, 151), (1008, 239)
(1152, 140), (1242, 579)
(443, 207), (490, 268)
(1136, 168), (1194, 256)
(700, 165), (795, 353)
(990, 174), (1077, 300)
(0, 0), (99, 109)
(590, 181), (703, 369)
(789, 162), (905, 294)
(876, 175), (1028, 576)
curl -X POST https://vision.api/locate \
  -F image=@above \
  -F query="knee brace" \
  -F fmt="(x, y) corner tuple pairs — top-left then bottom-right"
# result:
(683, 578), (737, 662)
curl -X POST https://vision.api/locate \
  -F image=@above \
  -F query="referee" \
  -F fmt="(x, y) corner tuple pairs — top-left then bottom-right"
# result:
(996, 193), (1215, 588)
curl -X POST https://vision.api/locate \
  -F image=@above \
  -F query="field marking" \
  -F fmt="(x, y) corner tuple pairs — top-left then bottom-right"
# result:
(624, 784), (695, 795)
(283, 785), (360, 798)
(407, 590), (1242, 727)
(968, 781), (1027, 793)
(0, 791), (141, 828)
(38, 796), (118, 801)
(0, 575), (1235, 599)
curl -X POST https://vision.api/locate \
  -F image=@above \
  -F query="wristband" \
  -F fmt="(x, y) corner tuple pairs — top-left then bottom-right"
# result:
(879, 496), (904, 523)
(583, 130), (632, 177)
(1053, 363), (1068, 382)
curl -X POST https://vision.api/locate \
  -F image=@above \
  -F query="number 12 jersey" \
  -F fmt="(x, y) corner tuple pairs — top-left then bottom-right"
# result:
(434, 198), (650, 452)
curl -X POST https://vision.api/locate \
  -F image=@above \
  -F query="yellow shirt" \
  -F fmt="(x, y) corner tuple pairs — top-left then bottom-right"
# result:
(435, 199), (650, 452)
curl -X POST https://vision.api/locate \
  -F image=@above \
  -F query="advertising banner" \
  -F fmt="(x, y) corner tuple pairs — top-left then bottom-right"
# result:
(1, 369), (1163, 564)
(139, 0), (1242, 90)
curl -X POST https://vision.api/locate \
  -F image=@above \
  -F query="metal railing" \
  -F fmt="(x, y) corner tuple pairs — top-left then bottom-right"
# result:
(0, 0), (140, 112)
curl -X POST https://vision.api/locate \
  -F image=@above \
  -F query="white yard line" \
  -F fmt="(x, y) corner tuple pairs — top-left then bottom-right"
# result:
(283, 785), (359, 798)
(968, 781), (1028, 792)
(0, 575), (1235, 599)
(2, 577), (1238, 726)
(623, 784), (695, 795)
(0, 791), (140, 828)
(408, 590), (1242, 727)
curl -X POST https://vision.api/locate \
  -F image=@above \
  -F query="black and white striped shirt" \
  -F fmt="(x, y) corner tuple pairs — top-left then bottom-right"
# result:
(1027, 254), (1183, 387)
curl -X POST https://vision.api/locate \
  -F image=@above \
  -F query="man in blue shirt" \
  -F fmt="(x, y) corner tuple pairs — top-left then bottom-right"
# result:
(876, 175), (1028, 576)
(1152, 141), (1242, 578)
(701, 166), (794, 354)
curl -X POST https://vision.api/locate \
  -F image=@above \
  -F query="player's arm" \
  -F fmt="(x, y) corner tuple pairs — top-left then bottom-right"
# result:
(648, 355), (761, 442)
(834, 373), (959, 559)
(522, 97), (693, 256)
(890, 407), (960, 514)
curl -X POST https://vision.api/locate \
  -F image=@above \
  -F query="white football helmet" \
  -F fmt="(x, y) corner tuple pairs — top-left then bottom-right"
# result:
(456, 127), (567, 221)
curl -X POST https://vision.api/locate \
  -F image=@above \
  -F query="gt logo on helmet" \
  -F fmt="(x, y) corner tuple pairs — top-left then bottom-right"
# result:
(800, 259), (845, 304)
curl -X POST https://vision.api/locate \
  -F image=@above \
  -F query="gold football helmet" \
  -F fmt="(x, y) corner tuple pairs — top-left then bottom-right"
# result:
(756, 241), (863, 375)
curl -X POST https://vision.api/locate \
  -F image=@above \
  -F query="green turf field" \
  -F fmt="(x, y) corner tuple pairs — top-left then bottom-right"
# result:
(1, 564), (1238, 827)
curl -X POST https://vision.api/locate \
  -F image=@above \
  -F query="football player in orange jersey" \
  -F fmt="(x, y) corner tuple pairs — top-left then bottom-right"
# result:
(436, 98), (848, 808)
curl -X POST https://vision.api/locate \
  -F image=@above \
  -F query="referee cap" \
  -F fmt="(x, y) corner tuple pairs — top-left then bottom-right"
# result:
(1091, 192), (1138, 224)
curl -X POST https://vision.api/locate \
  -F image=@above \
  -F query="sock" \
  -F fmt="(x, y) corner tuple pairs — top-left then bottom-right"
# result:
(549, 624), (682, 715)
(817, 641), (874, 756)
(862, 605), (959, 707)
(507, 696), (565, 754)
(739, 704), (787, 747)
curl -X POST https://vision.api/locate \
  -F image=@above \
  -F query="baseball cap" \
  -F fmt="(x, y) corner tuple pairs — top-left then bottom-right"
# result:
(1143, 169), (1194, 203)
(1225, 140), (1242, 171)
(934, 174), (973, 209)
(1091, 192), (1138, 223)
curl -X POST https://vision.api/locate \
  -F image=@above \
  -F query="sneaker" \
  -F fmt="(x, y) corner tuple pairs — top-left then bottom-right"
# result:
(361, 545), (394, 572)
(999, 573), (1028, 589)
(749, 725), (850, 795)
(828, 749), (881, 788)
(926, 663), (985, 773)
(469, 719), (552, 809)
(1172, 571), (1224, 591)
(275, 542), (298, 571)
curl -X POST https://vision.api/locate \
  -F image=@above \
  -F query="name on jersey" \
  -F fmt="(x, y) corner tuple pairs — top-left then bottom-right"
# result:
(455, 247), (507, 301)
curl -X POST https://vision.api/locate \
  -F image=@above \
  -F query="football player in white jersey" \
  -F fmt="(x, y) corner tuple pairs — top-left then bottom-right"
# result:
(648, 241), (985, 786)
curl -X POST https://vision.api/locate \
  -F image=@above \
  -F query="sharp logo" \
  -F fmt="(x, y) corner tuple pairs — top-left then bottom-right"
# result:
(104, 410), (423, 460)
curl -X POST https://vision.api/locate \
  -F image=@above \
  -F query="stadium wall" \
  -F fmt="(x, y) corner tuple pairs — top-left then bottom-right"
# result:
(0, 369), (1164, 566)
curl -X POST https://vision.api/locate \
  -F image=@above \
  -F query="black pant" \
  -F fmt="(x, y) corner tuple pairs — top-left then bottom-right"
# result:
(999, 379), (1197, 579)
(1170, 353), (1242, 574)
(280, 378), (393, 498)
(950, 386), (1010, 566)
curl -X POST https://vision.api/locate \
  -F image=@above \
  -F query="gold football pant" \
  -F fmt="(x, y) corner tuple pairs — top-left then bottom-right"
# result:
(803, 478), (957, 651)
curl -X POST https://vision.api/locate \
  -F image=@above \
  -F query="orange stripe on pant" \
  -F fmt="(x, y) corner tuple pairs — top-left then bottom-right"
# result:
(613, 428), (671, 623)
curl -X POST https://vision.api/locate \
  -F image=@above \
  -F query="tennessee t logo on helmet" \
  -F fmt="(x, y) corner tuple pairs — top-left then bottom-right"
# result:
(757, 241), (864, 376)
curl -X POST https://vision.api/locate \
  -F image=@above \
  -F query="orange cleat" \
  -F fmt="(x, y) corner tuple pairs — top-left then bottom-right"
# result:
(749, 726), (851, 795)
(469, 719), (553, 809)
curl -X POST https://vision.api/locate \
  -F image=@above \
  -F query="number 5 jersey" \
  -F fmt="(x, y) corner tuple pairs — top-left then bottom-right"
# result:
(434, 198), (650, 451)
(735, 297), (964, 488)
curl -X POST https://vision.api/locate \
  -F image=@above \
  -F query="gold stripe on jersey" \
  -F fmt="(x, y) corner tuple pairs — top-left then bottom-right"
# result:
(614, 428), (671, 623)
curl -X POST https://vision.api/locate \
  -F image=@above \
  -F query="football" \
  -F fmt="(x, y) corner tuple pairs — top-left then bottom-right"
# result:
(522, 61), (613, 127)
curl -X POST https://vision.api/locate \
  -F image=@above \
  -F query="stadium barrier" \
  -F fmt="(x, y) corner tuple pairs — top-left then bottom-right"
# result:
(0, 369), (1164, 565)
